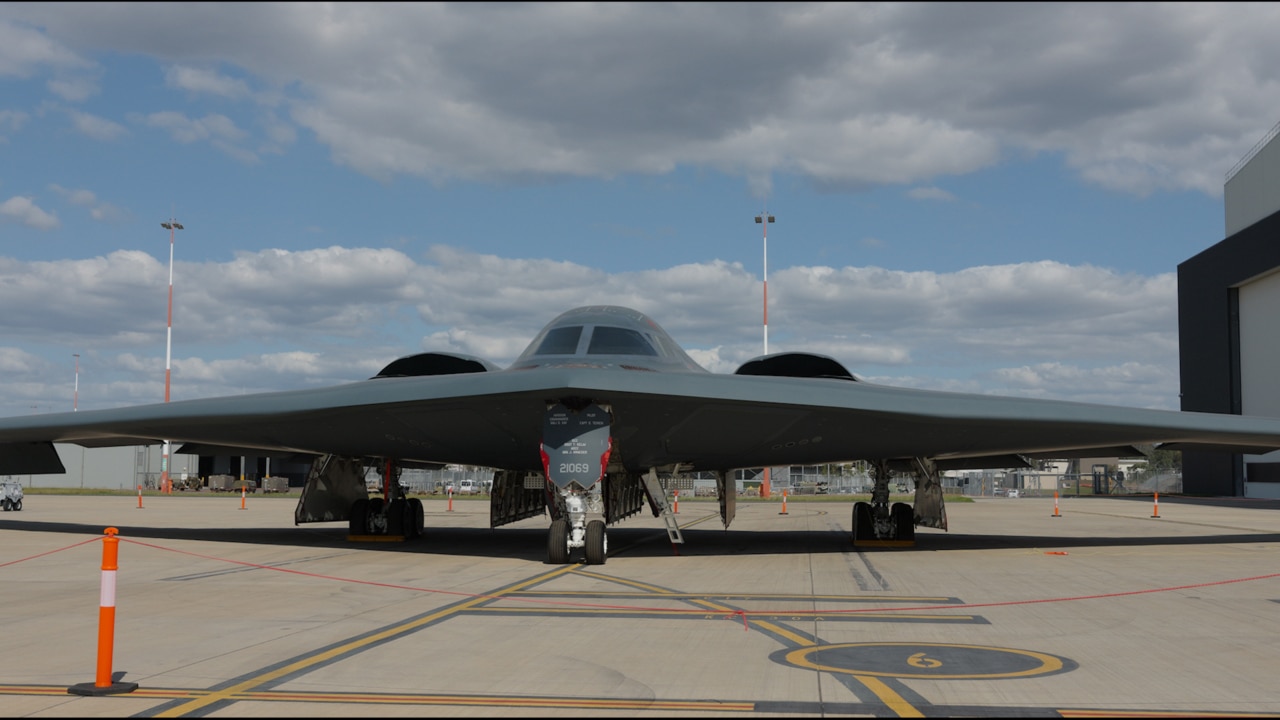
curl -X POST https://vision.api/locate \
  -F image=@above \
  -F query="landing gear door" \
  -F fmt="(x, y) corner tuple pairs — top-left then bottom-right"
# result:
(716, 470), (736, 529)
(541, 403), (612, 491)
(294, 455), (367, 524)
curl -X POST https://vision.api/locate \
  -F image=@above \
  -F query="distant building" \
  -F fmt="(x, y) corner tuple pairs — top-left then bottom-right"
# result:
(1178, 120), (1280, 498)
(17, 444), (197, 491)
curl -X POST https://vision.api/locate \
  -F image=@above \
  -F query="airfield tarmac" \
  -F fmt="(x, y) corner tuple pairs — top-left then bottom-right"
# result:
(2, 492), (1280, 717)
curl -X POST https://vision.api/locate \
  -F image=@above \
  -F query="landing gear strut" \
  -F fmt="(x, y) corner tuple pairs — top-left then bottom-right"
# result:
(546, 486), (607, 564)
(540, 400), (612, 564)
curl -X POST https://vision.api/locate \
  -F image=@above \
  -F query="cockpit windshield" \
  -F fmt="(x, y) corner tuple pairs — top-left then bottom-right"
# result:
(512, 306), (709, 373)
(587, 326), (658, 356)
(533, 326), (582, 355)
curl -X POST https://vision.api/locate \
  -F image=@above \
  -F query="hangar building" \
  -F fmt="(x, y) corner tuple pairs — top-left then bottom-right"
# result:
(1179, 120), (1280, 498)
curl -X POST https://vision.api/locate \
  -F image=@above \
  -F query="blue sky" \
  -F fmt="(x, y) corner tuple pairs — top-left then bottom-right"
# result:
(1, 3), (1277, 417)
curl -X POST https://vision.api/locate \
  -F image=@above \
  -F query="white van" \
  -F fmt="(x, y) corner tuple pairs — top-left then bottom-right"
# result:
(458, 479), (477, 495)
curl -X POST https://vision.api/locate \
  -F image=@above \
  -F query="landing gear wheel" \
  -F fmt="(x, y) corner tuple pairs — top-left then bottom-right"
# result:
(348, 498), (369, 535)
(386, 499), (406, 536)
(891, 502), (915, 542)
(2, 499), (10, 512)
(584, 520), (607, 565)
(11, 499), (18, 511)
(366, 497), (387, 534)
(852, 501), (874, 544)
(407, 498), (424, 538)
(547, 518), (570, 564)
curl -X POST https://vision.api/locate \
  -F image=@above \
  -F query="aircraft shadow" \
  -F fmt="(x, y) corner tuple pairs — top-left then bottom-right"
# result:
(4, 518), (1278, 562)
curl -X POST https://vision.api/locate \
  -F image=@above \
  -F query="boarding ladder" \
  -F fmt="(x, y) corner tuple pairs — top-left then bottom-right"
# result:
(643, 469), (684, 545)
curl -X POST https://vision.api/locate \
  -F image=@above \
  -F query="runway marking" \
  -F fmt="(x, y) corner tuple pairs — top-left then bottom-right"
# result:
(1054, 707), (1274, 712)
(2, 685), (210, 699)
(29, 515), (1262, 717)
(2, 683), (753, 711)
(782, 642), (1072, 680)
(468, 606), (985, 623)
(150, 563), (580, 718)
(6, 683), (1278, 717)
(510, 590), (958, 603)
(573, 568), (930, 717)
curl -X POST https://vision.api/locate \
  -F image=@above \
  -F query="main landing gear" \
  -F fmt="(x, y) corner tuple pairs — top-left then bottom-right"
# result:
(347, 461), (423, 540)
(852, 459), (916, 546)
(348, 496), (424, 539)
(851, 499), (914, 544)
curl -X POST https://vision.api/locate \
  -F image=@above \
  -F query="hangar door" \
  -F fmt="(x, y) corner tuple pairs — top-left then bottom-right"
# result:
(1238, 267), (1280, 496)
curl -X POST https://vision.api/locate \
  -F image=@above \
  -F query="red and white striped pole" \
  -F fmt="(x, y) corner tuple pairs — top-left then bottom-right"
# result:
(673, 489), (679, 514)
(1051, 491), (1060, 518)
(240, 482), (247, 510)
(447, 487), (453, 512)
(756, 210), (775, 501)
(779, 489), (789, 515)
(68, 528), (138, 695)
(1151, 492), (1161, 519)
(136, 485), (143, 510)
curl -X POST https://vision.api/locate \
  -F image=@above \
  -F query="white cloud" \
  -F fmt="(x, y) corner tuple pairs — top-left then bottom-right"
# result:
(47, 184), (126, 222)
(0, 195), (59, 229)
(140, 110), (246, 143)
(908, 186), (956, 202)
(987, 361), (1178, 409)
(68, 109), (126, 140)
(0, 346), (43, 375)
(47, 74), (98, 101)
(0, 18), (84, 76)
(4, 4), (1278, 194)
(258, 110), (297, 154)
(165, 65), (250, 99)
(136, 110), (257, 163)
(0, 109), (28, 142)
(0, 245), (1188, 414)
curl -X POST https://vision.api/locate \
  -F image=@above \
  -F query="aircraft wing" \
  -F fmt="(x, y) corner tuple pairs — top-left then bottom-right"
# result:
(4, 366), (1280, 475)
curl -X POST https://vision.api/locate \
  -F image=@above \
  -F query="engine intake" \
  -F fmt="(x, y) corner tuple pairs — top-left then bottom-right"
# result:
(373, 352), (499, 378)
(734, 352), (857, 381)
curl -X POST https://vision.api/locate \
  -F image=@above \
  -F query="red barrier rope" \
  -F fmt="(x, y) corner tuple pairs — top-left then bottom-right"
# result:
(0, 535), (101, 568)
(7, 534), (1273, 622)
(112, 536), (1280, 620)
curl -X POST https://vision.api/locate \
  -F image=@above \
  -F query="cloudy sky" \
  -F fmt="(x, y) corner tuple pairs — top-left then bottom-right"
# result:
(1, 2), (1277, 418)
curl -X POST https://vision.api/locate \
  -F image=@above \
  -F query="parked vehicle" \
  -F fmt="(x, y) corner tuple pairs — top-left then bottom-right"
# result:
(458, 479), (477, 495)
(2, 480), (23, 511)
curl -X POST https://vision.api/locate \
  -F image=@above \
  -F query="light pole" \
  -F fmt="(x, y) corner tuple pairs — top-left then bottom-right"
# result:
(160, 218), (184, 495)
(754, 210), (775, 498)
(73, 353), (84, 488)
(754, 211), (775, 355)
